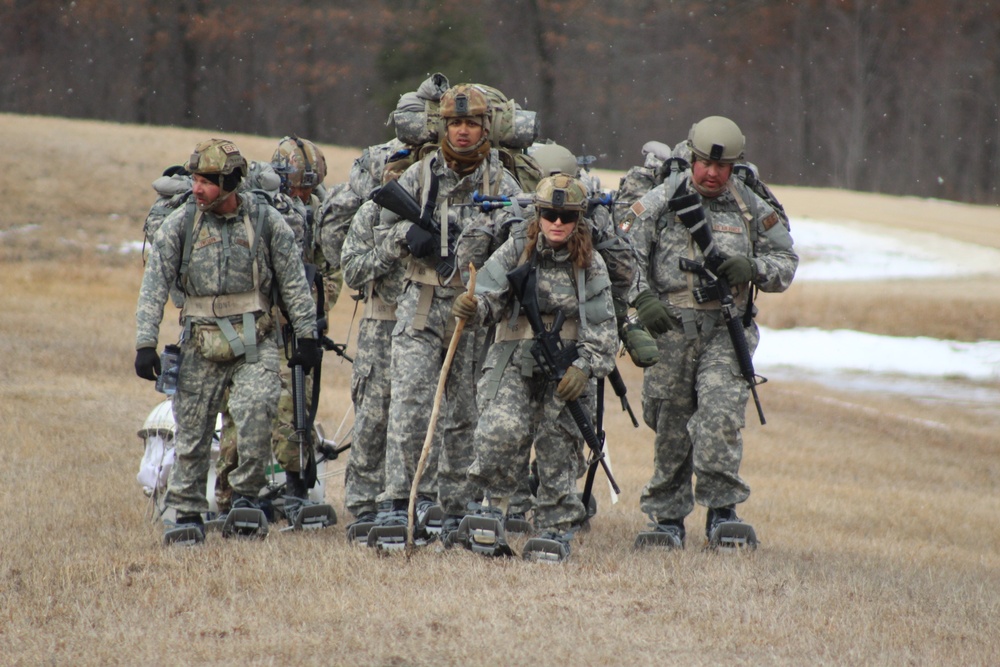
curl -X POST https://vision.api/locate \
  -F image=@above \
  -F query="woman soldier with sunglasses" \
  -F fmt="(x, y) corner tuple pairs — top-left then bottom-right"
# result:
(451, 175), (619, 561)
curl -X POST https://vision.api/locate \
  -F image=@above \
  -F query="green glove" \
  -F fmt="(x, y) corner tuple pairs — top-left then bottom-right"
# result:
(451, 293), (478, 320)
(633, 290), (672, 336)
(717, 255), (755, 285)
(555, 365), (588, 402)
(620, 321), (660, 368)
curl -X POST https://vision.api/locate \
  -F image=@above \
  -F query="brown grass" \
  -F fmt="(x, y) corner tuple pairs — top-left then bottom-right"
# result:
(2, 115), (999, 666)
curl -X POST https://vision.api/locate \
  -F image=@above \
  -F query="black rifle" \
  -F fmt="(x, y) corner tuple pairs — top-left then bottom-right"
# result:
(580, 366), (638, 513)
(673, 191), (766, 424)
(506, 262), (621, 496)
(283, 265), (352, 490)
(371, 178), (456, 278)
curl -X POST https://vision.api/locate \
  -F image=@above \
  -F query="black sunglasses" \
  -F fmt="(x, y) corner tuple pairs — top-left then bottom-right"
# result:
(539, 208), (580, 224)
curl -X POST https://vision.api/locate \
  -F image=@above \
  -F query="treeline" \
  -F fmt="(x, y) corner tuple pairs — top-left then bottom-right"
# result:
(3, 0), (999, 204)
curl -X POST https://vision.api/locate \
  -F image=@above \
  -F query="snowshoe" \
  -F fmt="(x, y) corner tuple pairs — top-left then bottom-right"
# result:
(280, 497), (337, 532)
(416, 498), (444, 536)
(522, 531), (571, 563)
(706, 506), (758, 552)
(163, 514), (205, 547)
(345, 511), (378, 545)
(222, 497), (269, 539)
(366, 506), (410, 553)
(452, 513), (515, 558)
(634, 519), (685, 550)
(504, 512), (533, 535)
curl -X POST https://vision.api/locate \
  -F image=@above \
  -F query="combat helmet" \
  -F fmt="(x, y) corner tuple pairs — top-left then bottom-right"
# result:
(688, 116), (745, 163)
(530, 143), (579, 177)
(438, 84), (492, 137)
(534, 174), (588, 212)
(271, 135), (327, 192)
(187, 138), (247, 210)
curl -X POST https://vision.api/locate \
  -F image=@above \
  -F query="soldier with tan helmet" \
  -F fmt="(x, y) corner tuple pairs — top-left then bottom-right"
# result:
(134, 138), (319, 545)
(452, 174), (618, 561)
(367, 83), (525, 550)
(265, 136), (341, 519)
(618, 116), (798, 551)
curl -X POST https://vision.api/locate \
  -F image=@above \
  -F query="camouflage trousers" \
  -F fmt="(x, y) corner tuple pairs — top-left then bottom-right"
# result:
(380, 324), (478, 516)
(639, 315), (759, 521)
(213, 345), (313, 510)
(166, 334), (281, 516)
(469, 367), (589, 533)
(344, 318), (393, 517)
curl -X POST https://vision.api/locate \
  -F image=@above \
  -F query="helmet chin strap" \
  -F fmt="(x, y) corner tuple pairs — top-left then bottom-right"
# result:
(196, 186), (236, 212)
(692, 179), (727, 199)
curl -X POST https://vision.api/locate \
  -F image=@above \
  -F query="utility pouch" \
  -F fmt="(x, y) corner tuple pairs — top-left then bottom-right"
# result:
(193, 312), (273, 362)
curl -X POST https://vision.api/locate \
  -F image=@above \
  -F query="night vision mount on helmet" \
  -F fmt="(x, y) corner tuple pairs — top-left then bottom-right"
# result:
(688, 116), (745, 163)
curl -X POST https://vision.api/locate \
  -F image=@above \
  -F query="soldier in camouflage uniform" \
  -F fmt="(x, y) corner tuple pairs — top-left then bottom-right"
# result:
(333, 139), (419, 540)
(373, 84), (524, 540)
(339, 199), (415, 537)
(134, 138), (319, 541)
(213, 159), (287, 515)
(453, 175), (618, 559)
(618, 117), (798, 547)
(265, 136), (334, 506)
(500, 143), (643, 524)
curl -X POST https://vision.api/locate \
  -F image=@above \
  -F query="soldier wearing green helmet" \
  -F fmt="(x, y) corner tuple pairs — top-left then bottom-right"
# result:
(135, 138), (319, 545)
(617, 116), (798, 551)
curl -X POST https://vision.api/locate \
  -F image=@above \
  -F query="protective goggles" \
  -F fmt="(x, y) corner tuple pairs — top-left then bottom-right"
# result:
(539, 208), (580, 224)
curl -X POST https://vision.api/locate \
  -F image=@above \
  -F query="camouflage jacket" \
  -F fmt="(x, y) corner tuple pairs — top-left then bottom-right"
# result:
(473, 233), (618, 381)
(619, 170), (797, 315)
(384, 147), (525, 277)
(376, 147), (524, 339)
(135, 192), (316, 349)
(341, 199), (405, 306)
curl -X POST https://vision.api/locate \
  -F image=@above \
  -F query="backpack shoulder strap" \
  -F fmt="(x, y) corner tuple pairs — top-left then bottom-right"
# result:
(177, 198), (201, 293)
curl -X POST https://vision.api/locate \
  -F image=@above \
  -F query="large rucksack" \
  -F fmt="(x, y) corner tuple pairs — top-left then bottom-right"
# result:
(387, 75), (544, 193)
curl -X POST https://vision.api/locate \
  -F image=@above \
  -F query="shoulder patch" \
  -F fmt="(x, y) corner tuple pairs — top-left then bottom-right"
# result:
(762, 212), (780, 231)
(630, 201), (647, 218)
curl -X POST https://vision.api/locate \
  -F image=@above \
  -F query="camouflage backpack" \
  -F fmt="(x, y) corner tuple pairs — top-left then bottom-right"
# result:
(143, 166), (192, 248)
(469, 83), (544, 192)
(388, 75), (543, 192)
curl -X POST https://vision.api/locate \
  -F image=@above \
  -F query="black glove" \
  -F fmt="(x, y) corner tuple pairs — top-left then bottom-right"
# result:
(288, 338), (321, 373)
(405, 225), (437, 259)
(135, 347), (160, 381)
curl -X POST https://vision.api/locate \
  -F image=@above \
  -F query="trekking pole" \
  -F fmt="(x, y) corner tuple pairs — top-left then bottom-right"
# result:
(406, 263), (477, 555)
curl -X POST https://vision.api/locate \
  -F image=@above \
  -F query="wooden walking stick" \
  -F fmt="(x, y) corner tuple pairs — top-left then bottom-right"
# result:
(406, 263), (477, 554)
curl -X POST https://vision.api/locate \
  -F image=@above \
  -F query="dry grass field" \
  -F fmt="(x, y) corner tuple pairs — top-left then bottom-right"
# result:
(1, 114), (999, 666)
